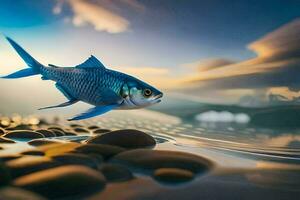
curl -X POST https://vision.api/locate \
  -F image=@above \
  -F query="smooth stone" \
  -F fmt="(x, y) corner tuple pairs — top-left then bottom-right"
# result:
(153, 168), (195, 183)
(35, 129), (56, 137)
(4, 130), (44, 139)
(88, 125), (99, 130)
(69, 124), (83, 128)
(99, 164), (133, 182)
(51, 153), (101, 169)
(87, 129), (156, 148)
(14, 165), (106, 199)
(0, 127), (5, 135)
(0, 162), (11, 186)
(0, 154), (22, 162)
(93, 129), (111, 134)
(49, 129), (65, 136)
(6, 125), (32, 131)
(47, 126), (65, 132)
(64, 131), (77, 136)
(40, 143), (80, 157)
(112, 149), (213, 173)
(73, 127), (89, 133)
(28, 139), (63, 146)
(0, 187), (46, 200)
(0, 137), (15, 143)
(75, 144), (125, 159)
(21, 150), (45, 156)
(6, 156), (61, 178)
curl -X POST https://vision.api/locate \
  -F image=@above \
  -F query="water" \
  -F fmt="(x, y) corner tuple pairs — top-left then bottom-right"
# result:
(1, 109), (300, 199)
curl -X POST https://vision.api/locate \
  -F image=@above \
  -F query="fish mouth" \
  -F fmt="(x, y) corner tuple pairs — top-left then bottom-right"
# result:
(154, 93), (163, 100)
(153, 93), (163, 104)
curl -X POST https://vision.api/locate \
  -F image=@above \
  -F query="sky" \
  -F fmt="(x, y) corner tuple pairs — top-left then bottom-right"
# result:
(0, 0), (300, 113)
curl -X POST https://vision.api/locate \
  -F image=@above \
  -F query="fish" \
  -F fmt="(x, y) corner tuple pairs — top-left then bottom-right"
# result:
(1, 37), (163, 121)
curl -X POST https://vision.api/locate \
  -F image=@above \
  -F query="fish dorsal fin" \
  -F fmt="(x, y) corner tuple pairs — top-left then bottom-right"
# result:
(76, 55), (106, 69)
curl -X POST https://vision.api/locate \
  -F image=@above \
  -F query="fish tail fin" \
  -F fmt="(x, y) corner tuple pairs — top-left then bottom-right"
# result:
(1, 36), (43, 79)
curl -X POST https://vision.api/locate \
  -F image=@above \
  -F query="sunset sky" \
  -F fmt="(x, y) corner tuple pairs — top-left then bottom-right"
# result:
(0, 0), (300, 113)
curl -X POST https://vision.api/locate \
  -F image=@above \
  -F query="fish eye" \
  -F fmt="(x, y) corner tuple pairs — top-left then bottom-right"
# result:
(143, 88), (152, 97)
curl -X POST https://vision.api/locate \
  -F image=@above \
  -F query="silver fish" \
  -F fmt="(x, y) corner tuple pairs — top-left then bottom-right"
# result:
(1, 37), (163, 120)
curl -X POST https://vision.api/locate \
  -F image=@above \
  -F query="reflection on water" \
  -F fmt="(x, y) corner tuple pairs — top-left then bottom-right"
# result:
(1, 109), (300, 195)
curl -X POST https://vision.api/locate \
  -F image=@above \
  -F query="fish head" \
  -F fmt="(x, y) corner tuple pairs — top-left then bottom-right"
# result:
(121, 77), (163, 108)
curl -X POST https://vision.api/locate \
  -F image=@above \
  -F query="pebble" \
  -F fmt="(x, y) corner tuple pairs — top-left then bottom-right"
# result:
(73, 127), (90, 133)
(88, 125), (99, 130)
(21, 150), (45, 156)
(0, 187), (47, 200)
(35, 129), (56, 137)
(6, 125), (32, 131)
(100, 164), (133, 182)
(51, 153), (101, 169)
(14, 165), (106, 199)
(28, 139), (63, 146)
(0, 136), (16, 143)
(0, 154), (22, 162)
(6, 156), (61, 178)
(0, 127), (6, 135)
(0, 162), (11, 186)
(93, 129), (111, 134)
(49, 129), (65, 136)
(4, 130), (44, 139)
(153, 168), (195, 183)
(75, 144), (125, 159)
(112, 149), (212, 173)
(87, 129), (156, 148)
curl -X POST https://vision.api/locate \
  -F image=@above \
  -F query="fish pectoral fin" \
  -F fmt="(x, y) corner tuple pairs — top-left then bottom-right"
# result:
(68, 104), (119, 121)
(38, 99), (78, 110)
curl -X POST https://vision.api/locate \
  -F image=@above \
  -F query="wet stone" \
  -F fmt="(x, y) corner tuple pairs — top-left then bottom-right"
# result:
(75, 144), (125, 160)
(28, 139), (63, 146)
(0, 136), (15, 143)
(13, 165), (106, 199)
(88, 125), (100, 130)
(69, 124), (83, 128)
(0, 127), (6, 135)
(51, 153), (101, 169)
(99, 164), (133, 182)
(35, 129), (56, 137)
(0, 187), (47, 200)
(6, 124), (32, 131)
(87, 129), (156, 148)
(0, 162), (11, 186)
(64, 131), (77, 136)
(4, 130), (44, 139)
(6, 156), (61, 178)
(153, 168), (195, 183)
(21, 150), (45, 156)
(0, 154), (22, 162)
(112, 149), (212, 174)
(48, 129), (65, 136)
(93, 129), (111, 134)
(73, 127), (90, 133)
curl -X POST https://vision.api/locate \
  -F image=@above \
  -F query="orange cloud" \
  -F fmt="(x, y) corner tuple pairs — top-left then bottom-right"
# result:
(54, 0), (130, 33)
(184, 18), (300, 91)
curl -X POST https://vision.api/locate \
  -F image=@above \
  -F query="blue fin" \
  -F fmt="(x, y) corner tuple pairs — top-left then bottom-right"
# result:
(76, 55), (106, 69)
(5, 37), (42, 71)
(38, 99), (78, 110)
(1, 37), (42, 79)
(1, 68), (38, 79)
(55, 83), (74, 101)
(68, 104), (119, 121)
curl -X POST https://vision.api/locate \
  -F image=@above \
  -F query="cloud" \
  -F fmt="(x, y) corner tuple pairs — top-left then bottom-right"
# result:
(184, 58), (235, 72)
(54, 0), (130, 33)
(185, 18), (300, 92)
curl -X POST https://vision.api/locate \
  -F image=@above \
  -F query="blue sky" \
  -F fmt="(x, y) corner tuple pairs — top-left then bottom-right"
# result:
(0, 0), (299, 112)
